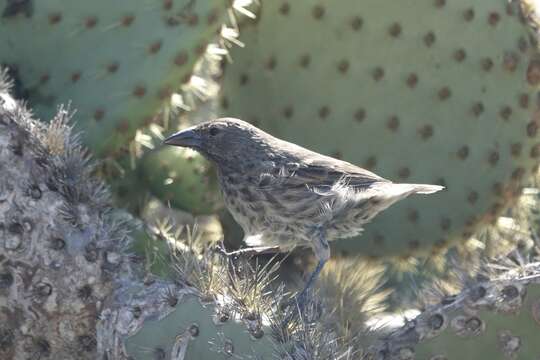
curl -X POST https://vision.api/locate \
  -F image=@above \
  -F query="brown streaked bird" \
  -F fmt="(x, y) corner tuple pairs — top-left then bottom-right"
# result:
(164, 118), (444, 301)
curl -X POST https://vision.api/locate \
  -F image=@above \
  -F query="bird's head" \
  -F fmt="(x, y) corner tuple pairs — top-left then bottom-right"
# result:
(164, 118), (273, 167)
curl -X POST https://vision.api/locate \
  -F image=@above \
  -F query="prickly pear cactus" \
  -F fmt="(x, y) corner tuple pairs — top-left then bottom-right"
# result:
(140, 146), (221, 214)
(370, 259), (540, 359)
(123, 294), (275, 359)
(0, 0), (228, 157)
(0, 70), (133, 359)
(220, 0), (540, 257)
(100, 221), (363, 360)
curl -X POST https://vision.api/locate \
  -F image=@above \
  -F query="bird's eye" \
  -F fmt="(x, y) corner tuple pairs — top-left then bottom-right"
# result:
(209, 127), (220, 136)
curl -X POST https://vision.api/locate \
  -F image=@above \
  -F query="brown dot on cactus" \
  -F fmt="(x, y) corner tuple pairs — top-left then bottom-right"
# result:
(312, 5), (325, 19)
(266, 56), (277, 70)
(518, 36), (529, 53)
(440, 218), (452, 231)
(116, 119), (130, 133)
(454, 49), (466, 62)
(84, 16), (98, 28)
(505, 3), (516, 16)
(510, 143), (522, 157)
(239, 73), (249, 85)
(70, 72), (81, 83)
(527, 121), (539, 137)
(299, 54), (311, 68)
(488, 151), (500, 166)
(530, 144), (540, 158)
(502, 52), (519, 72)
(398, 167), (410, 179)
(195, 43), (207, 56)
(48, 12), (62, 24)
(372, 67), (384, 81)
(39, 74), (50, 85)
(187, 14), (199, 27)
(279, 3), (290, 15)
(527, 59), (540, 86)
(457, 146), (469, 160)
(163, 0), (173, 11)
(407, 209), (419, 223)
(499, 106), (512, 120)
(406, 73), (418, 88)
(434, 0), (445, 8)
(93, 109), (105, 121)
(388, 22), (402, 37)
(519, 94), (529, 109)
(492, 182), (504, 196)
(424, 31), (436, 47)
(387, 115), (399, 131)
(354, 108), (366, 122)
(463, 8), (474, 21)
(467, 191), (479, 204)
(207, 8), (219, 25)
(434, 238), (448, 250)
(408, 240), (420, 250)
(488, 12), (500, 26)
(512, 167), (525, 180)
(107, 62), (119, 73)
(472, 102), (484, 116)
(148, 41), (162, 54)
(364, 156), (377, 169)
(283, 106), (293, 118)
(337, 60), (349, 74)
(350, 16), (363, 31)
(121, 15), (135, 27)
(174, 51), (188, 66)
(132, 85), (146, 98)
(318, 106), (330, 119)
(438, 87), (451, 100)
(165, 16), (180, 27)
(372, 233), (384, 246)
(418, 125), (433, 140)
(481, 58), (494, 71)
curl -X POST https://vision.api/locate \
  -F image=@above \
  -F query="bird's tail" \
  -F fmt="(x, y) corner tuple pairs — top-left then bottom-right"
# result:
(394, 183), (445, 195)
(371, 182), (445, 197)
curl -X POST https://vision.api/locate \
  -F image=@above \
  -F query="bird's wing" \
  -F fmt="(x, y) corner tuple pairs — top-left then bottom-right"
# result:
(251, 156), (388, 192)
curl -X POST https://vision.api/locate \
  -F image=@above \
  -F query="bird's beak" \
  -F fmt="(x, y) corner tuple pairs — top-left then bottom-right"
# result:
(163, 126), (201, 148)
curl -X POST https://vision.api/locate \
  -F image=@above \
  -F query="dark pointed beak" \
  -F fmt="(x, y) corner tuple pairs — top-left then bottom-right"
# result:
(163, 126), (201, 148)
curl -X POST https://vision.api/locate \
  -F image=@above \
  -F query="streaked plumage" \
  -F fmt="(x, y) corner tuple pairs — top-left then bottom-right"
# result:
(164, 118), (443, 298)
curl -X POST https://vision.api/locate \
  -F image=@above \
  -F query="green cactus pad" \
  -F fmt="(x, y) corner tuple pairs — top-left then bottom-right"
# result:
(140, 146), (221, 214)
(0, 0), (227, 157)
(124, 295), (274, 359)
(220, 0), (540, 257)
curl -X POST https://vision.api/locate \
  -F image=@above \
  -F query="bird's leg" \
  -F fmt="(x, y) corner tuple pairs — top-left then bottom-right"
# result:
(295, 228), (330, 309)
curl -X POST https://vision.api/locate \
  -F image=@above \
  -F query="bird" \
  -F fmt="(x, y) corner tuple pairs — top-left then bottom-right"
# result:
(164, 118), (444, 303)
